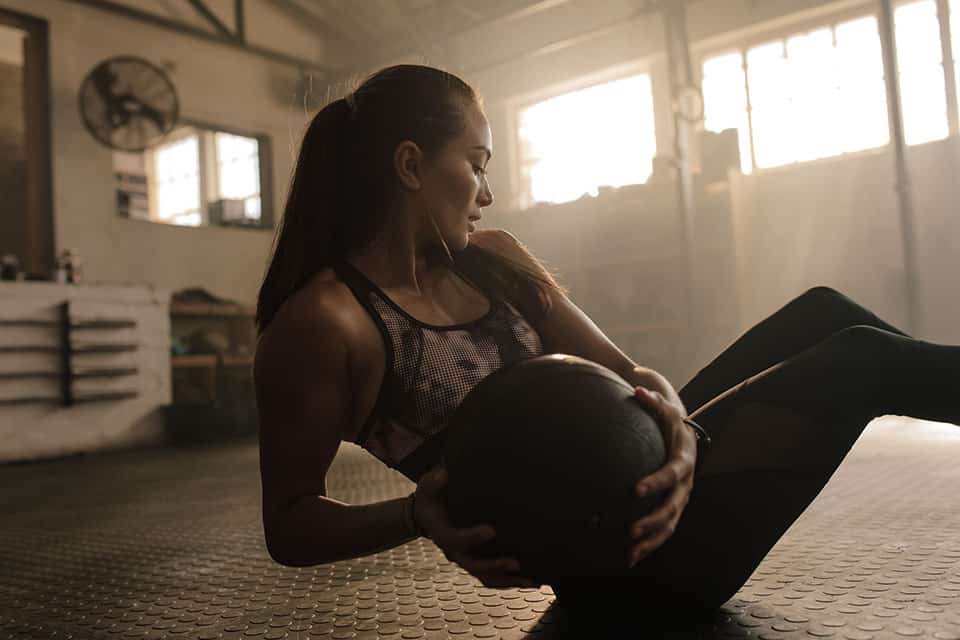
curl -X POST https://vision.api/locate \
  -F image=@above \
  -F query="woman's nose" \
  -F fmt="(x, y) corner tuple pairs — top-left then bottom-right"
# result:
(478, 180), (494, 207)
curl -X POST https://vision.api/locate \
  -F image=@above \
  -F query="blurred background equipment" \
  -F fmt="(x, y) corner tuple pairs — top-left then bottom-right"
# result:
(166, 287), (256, 444)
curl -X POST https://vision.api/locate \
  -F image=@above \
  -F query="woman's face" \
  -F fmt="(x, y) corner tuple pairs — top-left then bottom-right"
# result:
(418, 101), (494, 251)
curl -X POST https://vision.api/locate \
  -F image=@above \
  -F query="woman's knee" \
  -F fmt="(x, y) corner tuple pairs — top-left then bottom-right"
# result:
(827, 323), (891, 345)
(812, 325), (901, 369)
(784, 286), (849, 319)
(800, 285), (846, 307)
(797, 286), (885, 330)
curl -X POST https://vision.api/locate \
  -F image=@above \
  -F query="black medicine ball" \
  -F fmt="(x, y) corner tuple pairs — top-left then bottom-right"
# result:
(442, 354), (668, 584)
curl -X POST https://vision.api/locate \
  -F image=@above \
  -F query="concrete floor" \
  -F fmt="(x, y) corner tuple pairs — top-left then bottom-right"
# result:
(2, 416), (960, 639)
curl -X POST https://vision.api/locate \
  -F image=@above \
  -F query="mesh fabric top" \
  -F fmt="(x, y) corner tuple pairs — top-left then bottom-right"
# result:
(332, 258), (545, 480)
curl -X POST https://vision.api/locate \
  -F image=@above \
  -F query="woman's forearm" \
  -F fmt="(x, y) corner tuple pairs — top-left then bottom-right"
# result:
(268, 494), (418, 567)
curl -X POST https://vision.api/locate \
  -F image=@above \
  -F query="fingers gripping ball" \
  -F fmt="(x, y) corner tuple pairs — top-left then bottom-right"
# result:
(442, 354), (668, 585)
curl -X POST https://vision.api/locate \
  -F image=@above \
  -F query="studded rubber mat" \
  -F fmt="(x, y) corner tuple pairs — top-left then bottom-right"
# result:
(1, 416), (959, 639)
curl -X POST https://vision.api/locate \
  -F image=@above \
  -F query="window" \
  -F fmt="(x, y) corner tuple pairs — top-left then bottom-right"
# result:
(953, 0), (960, 106)
(895, 0), (949, 145)
(704, 15), (890, 172)
(515, 74), (657, 207)
(702, 52), (752, 175)
(112, 123), (271, 229)
(155, 134), (201, 226)
(214, 132), (261, 221)
(703, 4), (954, 173)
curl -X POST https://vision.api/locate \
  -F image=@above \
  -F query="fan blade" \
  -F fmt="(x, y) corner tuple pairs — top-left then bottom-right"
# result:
(138, 102), (168, 133)
(137, 82), (176, 109)
(91, 65), (119, 107)
(118, 122), (135, 150)
(91, 65), (134, 132)
(135, 116), (147, 148)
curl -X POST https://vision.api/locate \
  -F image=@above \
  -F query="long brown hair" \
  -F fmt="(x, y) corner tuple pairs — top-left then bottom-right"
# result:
(256, 64), (565, 335)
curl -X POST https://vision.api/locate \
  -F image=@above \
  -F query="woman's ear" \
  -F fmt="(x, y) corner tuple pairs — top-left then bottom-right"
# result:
(394, 140), (423, 191)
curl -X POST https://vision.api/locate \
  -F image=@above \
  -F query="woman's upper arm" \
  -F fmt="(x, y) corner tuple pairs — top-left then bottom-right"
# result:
(473, 228), (638, 379)
(538, 291), (638, 378)
(254, 302), (353, 542)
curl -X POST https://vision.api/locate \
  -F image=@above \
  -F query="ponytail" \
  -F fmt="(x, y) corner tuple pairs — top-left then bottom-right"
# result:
(255, 98), (353, 334)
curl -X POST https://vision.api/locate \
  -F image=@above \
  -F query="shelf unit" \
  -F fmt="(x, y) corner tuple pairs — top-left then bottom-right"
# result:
(171, 354), (218, 368)
(169, 302), (252, 317)
(0, 303), (141, 406)
(167, 300), (257, 442)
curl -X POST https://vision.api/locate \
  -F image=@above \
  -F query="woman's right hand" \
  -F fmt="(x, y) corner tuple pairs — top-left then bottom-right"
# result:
(414, 465), (540, 589)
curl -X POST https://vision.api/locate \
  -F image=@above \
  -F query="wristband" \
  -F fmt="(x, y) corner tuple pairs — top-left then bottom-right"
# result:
(682, 417), (712, 449)
(405, 493), (429, 539)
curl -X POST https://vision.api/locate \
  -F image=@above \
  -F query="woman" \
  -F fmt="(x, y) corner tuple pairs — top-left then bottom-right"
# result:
(253, 64), (960, 618)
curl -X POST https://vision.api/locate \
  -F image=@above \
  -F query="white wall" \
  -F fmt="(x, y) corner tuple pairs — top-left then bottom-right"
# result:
(0, 0), (333, 307)
(729, 138), (960, 346)
(0, 281), (171, 462)
(729, 149), (907, 331)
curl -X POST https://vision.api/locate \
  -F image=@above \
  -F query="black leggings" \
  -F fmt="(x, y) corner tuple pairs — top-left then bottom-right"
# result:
(553, 286), (960, 617)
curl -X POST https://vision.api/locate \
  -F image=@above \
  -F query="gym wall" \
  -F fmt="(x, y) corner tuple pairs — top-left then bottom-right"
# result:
(0, 0), (326, 308)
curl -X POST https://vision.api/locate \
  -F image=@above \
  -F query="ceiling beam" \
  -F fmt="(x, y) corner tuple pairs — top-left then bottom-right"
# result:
(354, 0), (577, 71)
(235, 0), (244, 42)
(456, 1), (672, 76)
(68, 0), (330, 73)
(480, 0), (574, 28)
(265, 0), (358, 53)
(186, 0), (234, 40)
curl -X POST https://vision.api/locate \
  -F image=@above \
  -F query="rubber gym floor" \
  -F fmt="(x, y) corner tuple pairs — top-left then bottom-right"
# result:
(1, 416), (959, 640)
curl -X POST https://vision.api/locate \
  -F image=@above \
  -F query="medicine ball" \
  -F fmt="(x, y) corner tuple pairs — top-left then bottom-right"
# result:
(442, 353), (668, 584)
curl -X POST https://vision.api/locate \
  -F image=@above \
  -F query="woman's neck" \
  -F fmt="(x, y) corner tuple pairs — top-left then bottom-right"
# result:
(345, 243), (452, 298)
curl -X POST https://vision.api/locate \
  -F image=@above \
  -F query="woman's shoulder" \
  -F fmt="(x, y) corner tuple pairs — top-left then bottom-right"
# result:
(468, 228), (562, 291)
(468, 228), (525, 257)
(256, 268), (365, 363)
(276, 268), (350, 323)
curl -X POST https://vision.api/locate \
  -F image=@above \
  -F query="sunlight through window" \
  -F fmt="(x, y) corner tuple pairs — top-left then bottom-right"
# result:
(703, 4), (960, 167)
(835, 17), (889, 152)
(895, 0), (949, 145)
(516, 74), (657, 207)
(749, 17), (888, 169)
(953, 0), (960, 108)
(215, 132), (262, 220)
(155, 134), (201, 226)
(702, 52), (753, 174)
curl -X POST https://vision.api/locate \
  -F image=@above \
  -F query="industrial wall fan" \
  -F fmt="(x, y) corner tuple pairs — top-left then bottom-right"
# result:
(78, 56), (179, 152)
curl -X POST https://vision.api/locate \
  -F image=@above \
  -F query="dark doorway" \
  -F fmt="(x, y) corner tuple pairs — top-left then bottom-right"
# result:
(0, 9), (52, 279)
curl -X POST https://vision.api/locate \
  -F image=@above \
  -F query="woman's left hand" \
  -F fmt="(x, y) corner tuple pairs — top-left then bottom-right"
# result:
(626, 386), (699, 568)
